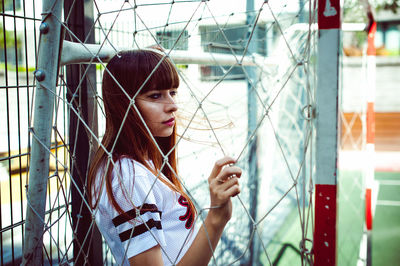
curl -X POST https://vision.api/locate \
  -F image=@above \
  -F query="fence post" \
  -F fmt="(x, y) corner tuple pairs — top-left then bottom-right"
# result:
(314, 0), (341, 265)
(22, 0), (63, 264)
(245, 0), (260, 265)
(63, 0), (102, 264)
(364, 9), (376, 266)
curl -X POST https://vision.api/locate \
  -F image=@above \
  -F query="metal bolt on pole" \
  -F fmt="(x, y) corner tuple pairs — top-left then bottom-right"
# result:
(22, 0), (63, 264)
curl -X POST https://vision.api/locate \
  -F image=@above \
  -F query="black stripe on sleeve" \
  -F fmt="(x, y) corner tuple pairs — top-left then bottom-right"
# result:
(118, 219), (162, 242)
(112, 204), (161, 227)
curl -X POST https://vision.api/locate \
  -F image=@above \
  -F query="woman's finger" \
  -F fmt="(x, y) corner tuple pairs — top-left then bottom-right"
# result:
(222, 183), (241, 198)
(209, 156), (236, 180)
(217, 166), (242, 182)
(218, 177), (239, 191)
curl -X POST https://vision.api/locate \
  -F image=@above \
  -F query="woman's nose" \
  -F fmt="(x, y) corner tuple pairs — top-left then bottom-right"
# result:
(165, 96), (178, 113)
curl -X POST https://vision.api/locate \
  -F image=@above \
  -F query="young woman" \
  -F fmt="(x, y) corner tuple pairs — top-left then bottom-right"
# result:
(88, 49), (242, 265)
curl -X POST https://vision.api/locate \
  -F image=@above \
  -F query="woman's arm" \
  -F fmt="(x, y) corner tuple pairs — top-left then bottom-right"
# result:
(129, 156), (241, 266)
(129, 245), (164, 265)
(177, 156), (241, 266)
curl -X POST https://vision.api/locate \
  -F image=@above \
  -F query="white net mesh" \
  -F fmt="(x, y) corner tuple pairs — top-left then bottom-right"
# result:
(0, 0), (340, 265)
(337, 50), (368, 265)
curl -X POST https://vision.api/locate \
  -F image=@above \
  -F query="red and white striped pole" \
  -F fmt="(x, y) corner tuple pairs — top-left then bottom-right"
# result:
(314, 0), (341, 265)
(365, 18), (376, 266)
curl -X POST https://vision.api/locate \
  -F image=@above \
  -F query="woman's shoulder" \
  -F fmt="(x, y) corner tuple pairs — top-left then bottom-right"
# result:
(111, 157), (157, 186)
(116, 157), (150, 173)
(112, 157), (171, 206)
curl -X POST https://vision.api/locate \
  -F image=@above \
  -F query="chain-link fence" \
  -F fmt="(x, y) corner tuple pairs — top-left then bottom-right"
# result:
(0, 0), (364, 265)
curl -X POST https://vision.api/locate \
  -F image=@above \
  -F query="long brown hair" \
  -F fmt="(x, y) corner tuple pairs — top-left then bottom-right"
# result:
(88, 49), (196, 219)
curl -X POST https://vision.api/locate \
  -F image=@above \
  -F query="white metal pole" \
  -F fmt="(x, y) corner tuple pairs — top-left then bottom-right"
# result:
(365, 19), (377, 266)
(245, 0), (260, 264)
(22, 0), (64, 264)
(314, 0), (341, 265)
(60, 40), (268, 67)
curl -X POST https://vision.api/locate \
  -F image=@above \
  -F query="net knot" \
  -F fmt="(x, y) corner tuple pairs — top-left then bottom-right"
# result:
(252, 223), (257, 230)
(299, 238), (313, 256)
(297, 59), (305, 66)
(301, 105), (315, 121)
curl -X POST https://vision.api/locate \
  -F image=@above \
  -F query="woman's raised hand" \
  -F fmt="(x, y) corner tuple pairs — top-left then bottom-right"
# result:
(208, 156), (242, 226)
(174, 157), (242, 266)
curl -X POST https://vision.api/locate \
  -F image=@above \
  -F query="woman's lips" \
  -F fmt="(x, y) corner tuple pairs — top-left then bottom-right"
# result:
(163, 118), (175, 127)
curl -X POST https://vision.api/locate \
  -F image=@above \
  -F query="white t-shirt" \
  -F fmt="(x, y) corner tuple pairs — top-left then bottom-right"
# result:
(93, 158), (198, 265)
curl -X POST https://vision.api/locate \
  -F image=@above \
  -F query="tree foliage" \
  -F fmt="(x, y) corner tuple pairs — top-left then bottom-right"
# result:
(0, 0), (22, 48)
(0, 22), (21, 48)
(375, 0), (400, 13)
(343, 0), (400, 23)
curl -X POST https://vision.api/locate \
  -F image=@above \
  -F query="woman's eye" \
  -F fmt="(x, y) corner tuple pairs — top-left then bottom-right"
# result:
(170, 90), (177, 97)
(148, 93), (161, 99)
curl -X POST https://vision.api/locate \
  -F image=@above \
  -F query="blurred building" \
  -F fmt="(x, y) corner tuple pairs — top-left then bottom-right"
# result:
(376, 8), (400, 55)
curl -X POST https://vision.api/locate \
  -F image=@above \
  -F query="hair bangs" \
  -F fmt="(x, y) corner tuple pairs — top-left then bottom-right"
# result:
(103, 50), (180, 100)
(139, 50), (180, 93)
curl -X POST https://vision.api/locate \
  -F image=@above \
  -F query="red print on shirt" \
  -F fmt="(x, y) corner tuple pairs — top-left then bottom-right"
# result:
(178, 195), (194, 229)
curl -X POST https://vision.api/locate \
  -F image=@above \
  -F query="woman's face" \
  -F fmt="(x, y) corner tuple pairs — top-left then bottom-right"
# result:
(135, 88), (178, 137)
